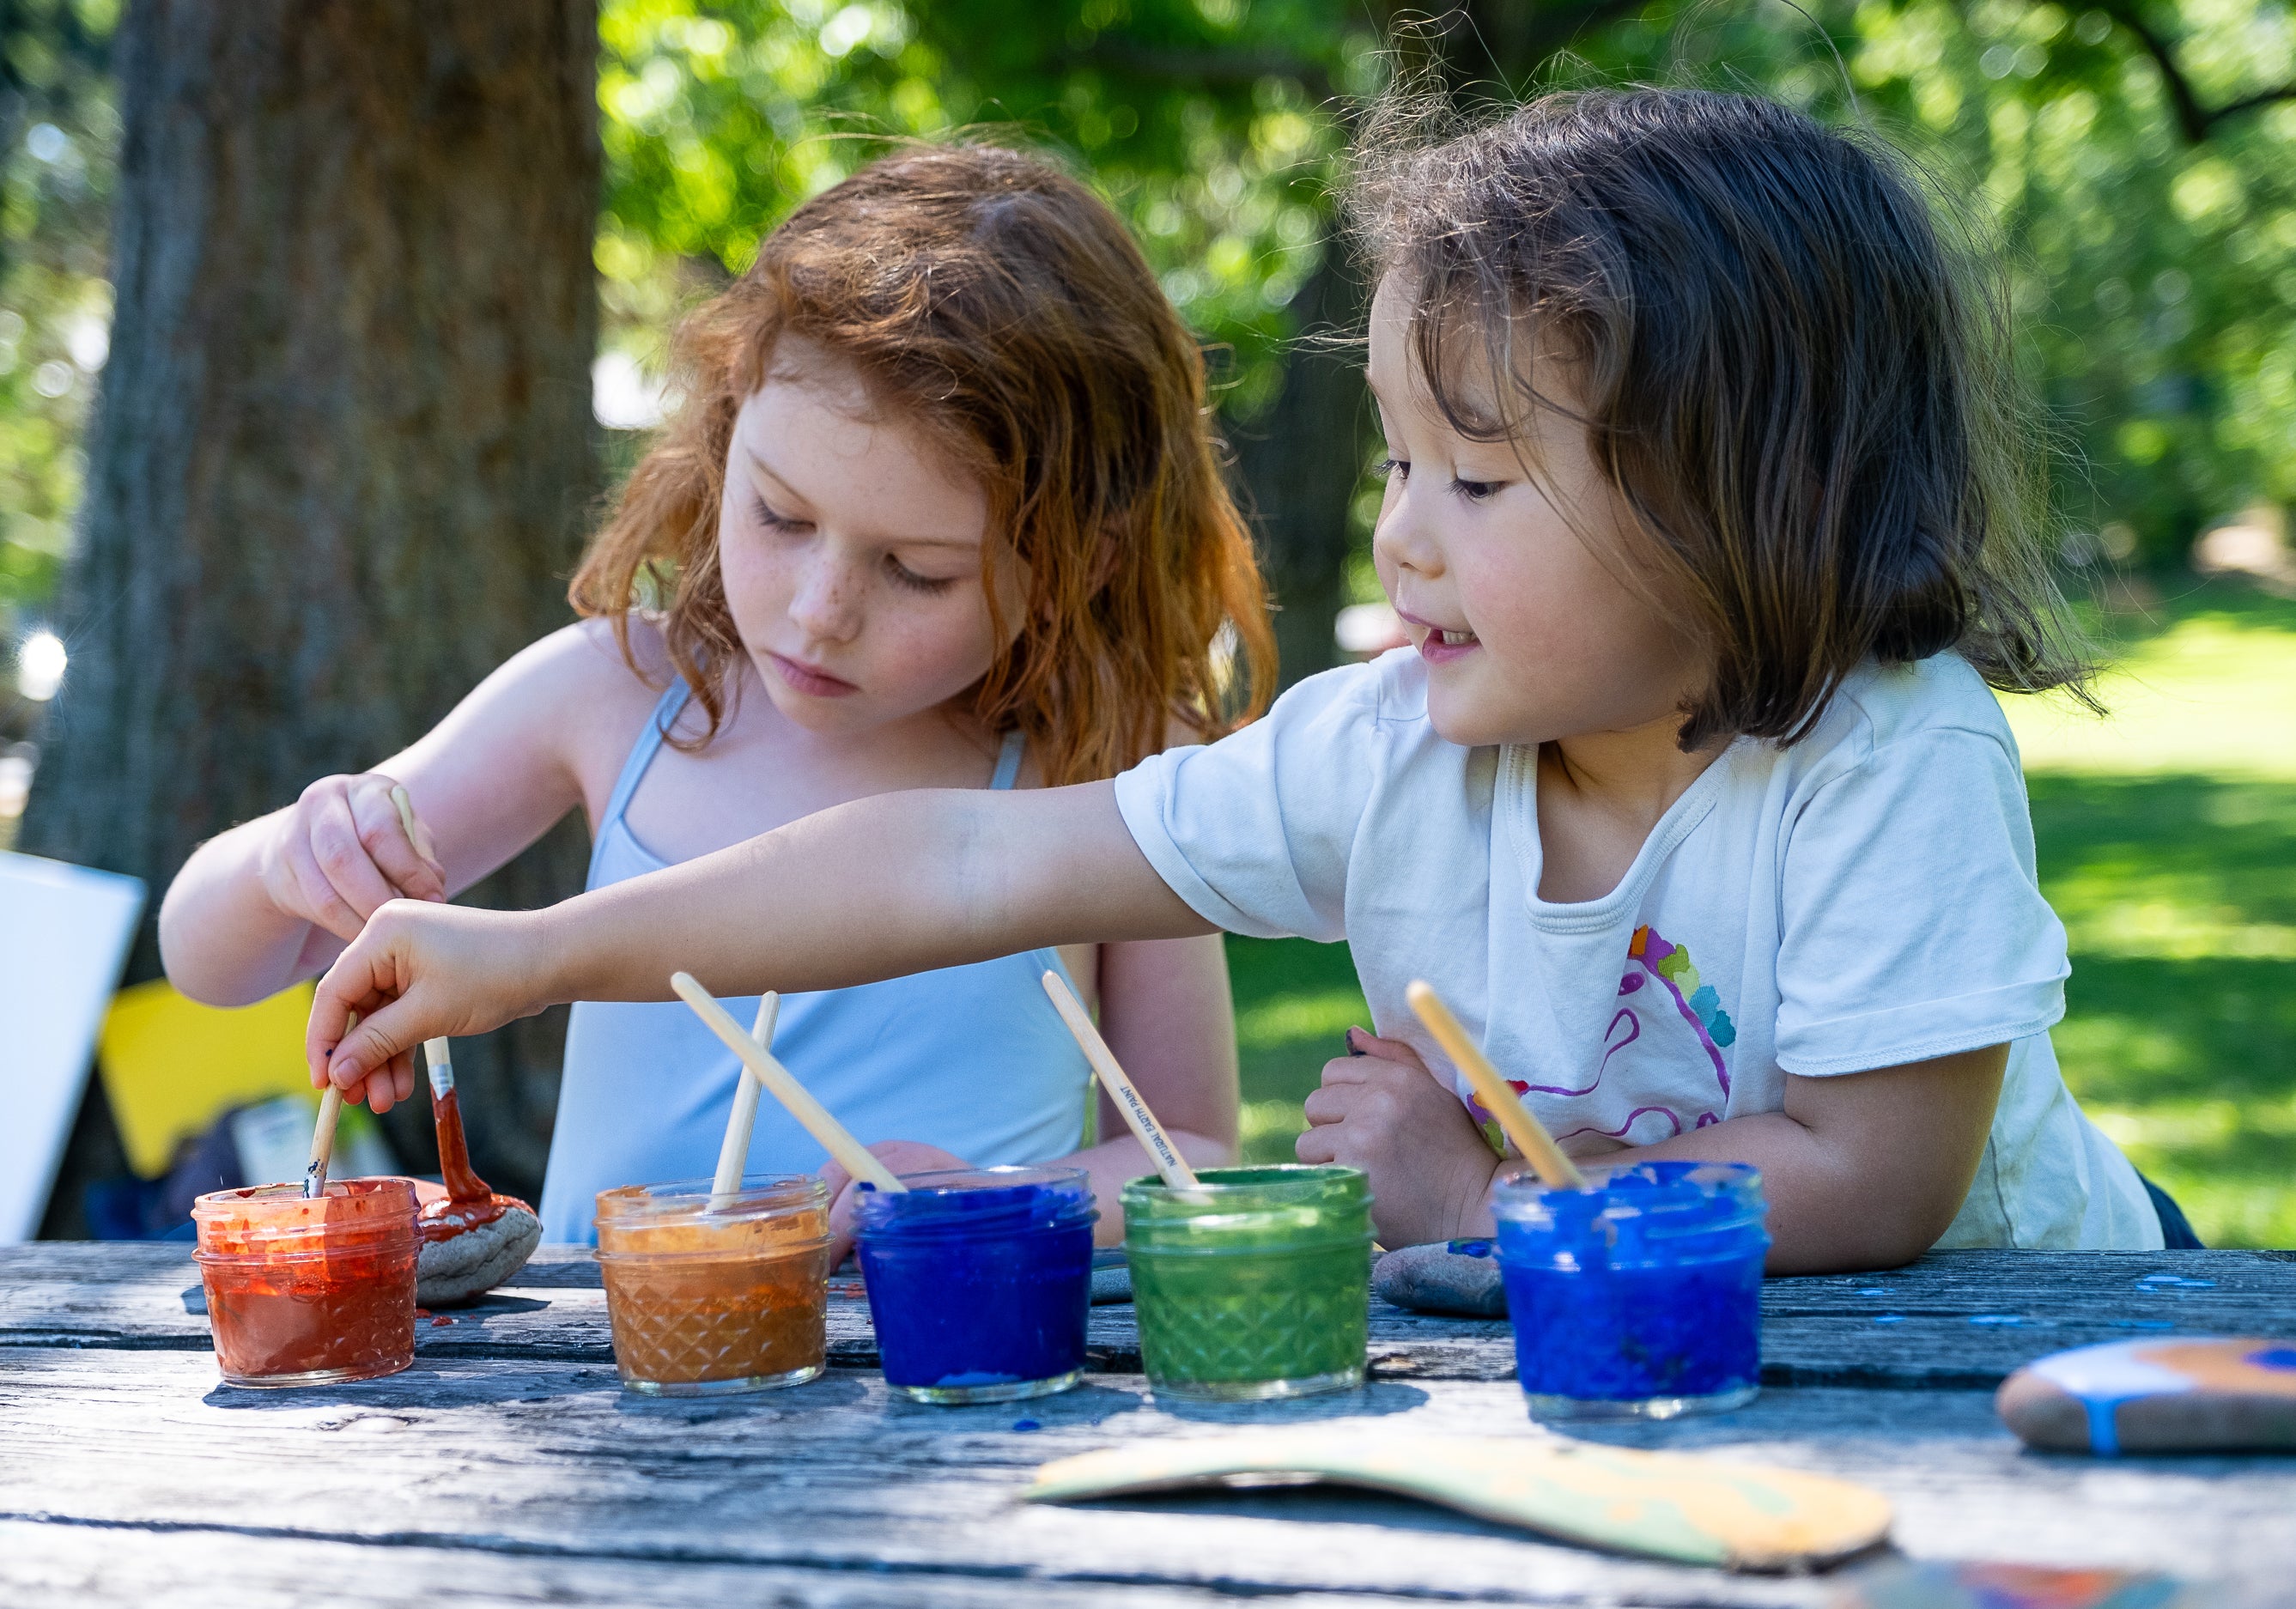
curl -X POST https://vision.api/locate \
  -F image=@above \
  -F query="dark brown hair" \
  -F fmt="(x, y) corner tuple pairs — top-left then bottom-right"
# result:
(571, 143), (1273, 784)
(1347, 88), (2093, 748)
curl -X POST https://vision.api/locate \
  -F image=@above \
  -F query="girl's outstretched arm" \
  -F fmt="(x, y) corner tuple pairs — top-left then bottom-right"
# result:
(307, 779), (1214, 1105)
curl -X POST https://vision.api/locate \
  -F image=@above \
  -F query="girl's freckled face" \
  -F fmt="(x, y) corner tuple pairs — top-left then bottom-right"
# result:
(1364, 276), (1705, 750)
(716, 337), (1026, 735)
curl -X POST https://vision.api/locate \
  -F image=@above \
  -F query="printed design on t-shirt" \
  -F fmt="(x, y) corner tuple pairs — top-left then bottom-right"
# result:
(1623, 924), (1736, 1093)
(1462, 923), (1739, 1155)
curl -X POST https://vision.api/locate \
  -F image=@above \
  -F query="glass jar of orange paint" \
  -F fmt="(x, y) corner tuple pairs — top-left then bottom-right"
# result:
(594, 1175), (834, 1395)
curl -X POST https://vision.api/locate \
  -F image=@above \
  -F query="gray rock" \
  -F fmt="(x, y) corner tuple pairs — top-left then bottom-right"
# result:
(1090, 1248), (1132, 1304)
(1374, 1240), (1508, 1318)
(416, 1203), (542, 1307)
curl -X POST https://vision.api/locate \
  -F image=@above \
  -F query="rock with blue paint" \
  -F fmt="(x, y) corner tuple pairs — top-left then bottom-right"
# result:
(1995, 1336), (2296, 1454)
(1374, 1239), (1508, 1318)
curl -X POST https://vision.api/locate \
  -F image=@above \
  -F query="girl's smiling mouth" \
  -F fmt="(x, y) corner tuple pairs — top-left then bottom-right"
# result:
(1397, 606), (1480, 665)
(768, 650), (861, 698)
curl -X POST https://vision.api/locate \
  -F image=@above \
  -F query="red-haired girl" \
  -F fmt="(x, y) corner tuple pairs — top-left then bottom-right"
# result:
(163, 144), (1271, 1243)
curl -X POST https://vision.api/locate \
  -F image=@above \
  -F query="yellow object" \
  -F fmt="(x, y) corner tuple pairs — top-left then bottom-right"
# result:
(97, 980), (319, 1175)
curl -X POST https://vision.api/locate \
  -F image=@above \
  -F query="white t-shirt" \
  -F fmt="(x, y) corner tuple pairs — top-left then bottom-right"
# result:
(1115, 648), (2160, 1250)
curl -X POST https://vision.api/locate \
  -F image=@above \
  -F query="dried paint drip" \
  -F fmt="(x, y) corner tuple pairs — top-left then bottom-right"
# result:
(1997, 1335), (2296, 1454)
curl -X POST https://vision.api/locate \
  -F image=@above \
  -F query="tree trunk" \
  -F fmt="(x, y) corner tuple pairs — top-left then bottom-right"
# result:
(1229, 244), (1371, 688)
(22, 0), (599, 1218)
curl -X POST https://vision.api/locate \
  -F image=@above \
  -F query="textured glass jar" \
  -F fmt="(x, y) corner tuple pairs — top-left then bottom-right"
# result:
(1122, 1165), (1372, 1401)
(853, 1165), (1096, 1403)
(193, 1178), (420, 1388)
(594, 1175), (833, 1395)
(1494, 1160), (1769, 1420)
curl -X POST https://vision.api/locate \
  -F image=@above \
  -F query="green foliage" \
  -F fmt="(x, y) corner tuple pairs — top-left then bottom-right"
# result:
(1837, 0), (2296, 564)
(596, 0), (1372, 411)
(0, 0), (112, 644)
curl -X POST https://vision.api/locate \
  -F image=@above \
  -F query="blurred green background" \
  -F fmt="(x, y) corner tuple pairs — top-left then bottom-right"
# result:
(6, 0), (2293, 1242)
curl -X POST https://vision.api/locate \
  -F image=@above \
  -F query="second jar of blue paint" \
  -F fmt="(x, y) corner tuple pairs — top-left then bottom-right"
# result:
(853, 1165), (1098, 1404)
(1493, 1160), (1770, 1421)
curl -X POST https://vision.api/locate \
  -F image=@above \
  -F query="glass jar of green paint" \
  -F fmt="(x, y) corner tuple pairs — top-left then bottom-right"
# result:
(1122, 1165), (1374, 1400)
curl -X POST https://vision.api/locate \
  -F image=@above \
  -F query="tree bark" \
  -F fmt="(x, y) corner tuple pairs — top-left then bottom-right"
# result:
(1229, 245), (1370, 688)
(22, 0), (599, 1215)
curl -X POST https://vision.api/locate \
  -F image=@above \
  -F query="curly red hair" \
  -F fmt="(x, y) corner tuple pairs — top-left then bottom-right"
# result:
(571, 143), (1273, 784)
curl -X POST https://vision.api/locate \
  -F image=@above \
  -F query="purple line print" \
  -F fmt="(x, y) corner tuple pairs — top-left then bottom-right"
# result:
(1629, 926), (1731, 1096)
(1557, 1104), (1686, 1143)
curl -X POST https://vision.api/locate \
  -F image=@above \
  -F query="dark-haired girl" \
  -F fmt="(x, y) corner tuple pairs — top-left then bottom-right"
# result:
(307, 91), (2168, 1268)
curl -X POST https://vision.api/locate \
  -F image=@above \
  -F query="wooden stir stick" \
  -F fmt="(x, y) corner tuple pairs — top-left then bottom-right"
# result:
(305, 1007), (362, 1197)
(1040, 969), (1200, 1190)
(1406, 979), (1587, 1190)
(710, 993), (781, 1205)
(671, 973), (906, 1193)
(388, 786), (458, 1093)
(304, 1084), (344, 1198)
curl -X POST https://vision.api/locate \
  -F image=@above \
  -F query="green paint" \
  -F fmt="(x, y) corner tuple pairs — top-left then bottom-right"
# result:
(1124, 1166), (1372, 1393)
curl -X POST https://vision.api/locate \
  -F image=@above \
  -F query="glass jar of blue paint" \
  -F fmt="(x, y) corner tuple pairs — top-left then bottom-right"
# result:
(852, 1165), (1097, 1404)
(1492, 1160), (1769, 1421)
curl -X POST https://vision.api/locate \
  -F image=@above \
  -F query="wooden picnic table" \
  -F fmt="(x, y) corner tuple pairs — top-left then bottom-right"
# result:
(3, 1241), (2291, 1606)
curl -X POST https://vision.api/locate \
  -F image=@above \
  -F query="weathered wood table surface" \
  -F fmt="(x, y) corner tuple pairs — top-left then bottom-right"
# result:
(3, 1243), (2292, 1606)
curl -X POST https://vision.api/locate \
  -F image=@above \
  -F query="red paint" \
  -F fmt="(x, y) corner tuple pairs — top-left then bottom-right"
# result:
(417, 1085), (529, 1245)
(193, 1180), (419, 1386)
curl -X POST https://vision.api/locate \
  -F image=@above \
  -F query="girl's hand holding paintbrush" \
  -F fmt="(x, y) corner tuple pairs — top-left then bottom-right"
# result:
(252, 774), (446, 1115)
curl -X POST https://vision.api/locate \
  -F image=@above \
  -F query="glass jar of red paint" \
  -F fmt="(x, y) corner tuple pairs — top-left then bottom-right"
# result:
(192, 1178), (422, 1387)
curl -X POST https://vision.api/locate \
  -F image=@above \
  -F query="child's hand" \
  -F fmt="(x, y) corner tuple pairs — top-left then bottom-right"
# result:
(819, 1140), (971, 1268)
(306, 899), (550, 1115)
(1296, 1026), (1505, 1248)
(257, 773), (448, 942)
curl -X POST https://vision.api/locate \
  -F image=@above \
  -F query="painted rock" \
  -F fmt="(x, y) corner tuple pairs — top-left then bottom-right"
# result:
(415, 1200), (541, 1307)
(1374, 1240), (1508, 1318)
(1995, 1336), (2296, 1454)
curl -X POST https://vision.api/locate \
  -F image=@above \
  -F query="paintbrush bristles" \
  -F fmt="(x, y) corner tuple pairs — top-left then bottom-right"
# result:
(1406, 980), (1587, 1191)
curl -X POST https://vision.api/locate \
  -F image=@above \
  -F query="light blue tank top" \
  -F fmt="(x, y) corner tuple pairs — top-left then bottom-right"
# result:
(537, 682), (1092, 1243)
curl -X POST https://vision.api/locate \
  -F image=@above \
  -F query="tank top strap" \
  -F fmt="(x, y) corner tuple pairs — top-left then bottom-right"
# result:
(588, 679), (693, 883)
(989, 729), (1027, 791)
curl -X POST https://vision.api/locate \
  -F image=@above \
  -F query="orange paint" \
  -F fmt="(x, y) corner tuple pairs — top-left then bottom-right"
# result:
(593, 1177), (834, 1395)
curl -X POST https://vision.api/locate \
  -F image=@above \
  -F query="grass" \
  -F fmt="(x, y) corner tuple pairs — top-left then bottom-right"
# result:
(1227, 580), (2296, 1248)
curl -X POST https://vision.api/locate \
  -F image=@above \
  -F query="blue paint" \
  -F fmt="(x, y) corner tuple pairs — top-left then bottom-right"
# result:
(1970, 1315), (2024, 1326)
(1445, 1238), (1495, 1258)
(1874, 1315), (1907, 1325)
(2250, 1346), (2296, 1370)
(2027, 1340), (2197, 1457)
(2111, 1320), (2176, 1330)
(2134, 1272), (2215, 1290)
(853, 1166), (1096, 1404)
(1492, 1162), (1769, 1417)
(1011, 1418), (1041, 1431)
(1856, 1287), (1891, 1297)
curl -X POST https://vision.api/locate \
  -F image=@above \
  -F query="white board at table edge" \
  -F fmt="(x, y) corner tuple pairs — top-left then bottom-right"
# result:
(0, 850), (145, 1242)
